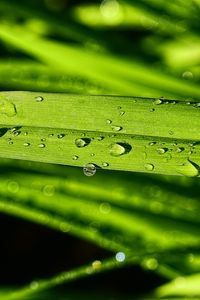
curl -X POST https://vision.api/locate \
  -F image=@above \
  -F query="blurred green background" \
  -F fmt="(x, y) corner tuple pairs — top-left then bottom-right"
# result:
(1, 0), (200, 299)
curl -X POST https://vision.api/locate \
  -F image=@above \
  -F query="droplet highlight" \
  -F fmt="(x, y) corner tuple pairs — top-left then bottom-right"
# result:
(35, 96), (44, 102)
(111, 125), (122, 132)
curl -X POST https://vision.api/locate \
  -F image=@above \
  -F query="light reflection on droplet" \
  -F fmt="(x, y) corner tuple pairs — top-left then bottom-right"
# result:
(115, 252), (126, 262)
(30, 281), (39, 290)
(92, 260), (102, 270)
(99, 202), (111, 214)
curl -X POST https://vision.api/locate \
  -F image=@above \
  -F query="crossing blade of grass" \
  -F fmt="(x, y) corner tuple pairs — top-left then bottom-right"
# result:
(7, 167), (200, 226)
(0, 60), (107, 94)
(0, 1), (95, 45)
(1, 25), (200, 98)
(1, 167), (200, 251)
(0, 255), (134, 300)
(154, 272), (200, 298)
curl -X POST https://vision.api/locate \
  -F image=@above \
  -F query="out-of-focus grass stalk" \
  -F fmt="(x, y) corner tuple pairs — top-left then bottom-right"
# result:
(0, 24), (200, 99)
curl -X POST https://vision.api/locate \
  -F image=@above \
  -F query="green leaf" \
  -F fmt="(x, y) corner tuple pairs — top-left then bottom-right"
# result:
(155, 273), (200, 297)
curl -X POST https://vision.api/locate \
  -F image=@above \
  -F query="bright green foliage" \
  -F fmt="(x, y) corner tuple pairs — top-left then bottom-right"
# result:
(1, 0), (200, 299)
(0, 91), (200, 176)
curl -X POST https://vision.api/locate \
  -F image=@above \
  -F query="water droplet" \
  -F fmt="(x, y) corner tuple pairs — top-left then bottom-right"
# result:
(57, 134), (65, 139)
(102, 162), (109, 167)
(115, 252), (126, 262)
(145, 163), (154, 171)
(43, 184), (55, 196)
(97, 136), (104, 141)
(106, 119), (112, 124)
(193, 102), (200, 108)
(169, 130), (174, 135)
(177, 160), (199, 177)
(142, 152), (147, 159)
(142, 258), (158, 270)
(72, 155), (78, 160)
(109, 143), (125, 156)
(75, 138), (90, 148)
(149, 108), (155, 112)
(24, 132), (28, 136)
(182, 71), (193, 80)
(30, 281), (39, 290)
(12, 130), (20, 137)
(149, 142), (156, 146)
(35, 96), (44, 102)
(23, 142), (30, 147)
(38, 143), (45, 148)
(117, 106), (122, 109)
(7, 181), (19, 193)
(119, 111), (125, 116)
(153, 99), (162, 105)
(99, 202), (111, 214)
(83, 163), (96, 176)
(176, 147), (184, 153)
(157, 148), (167, 154)
(60, 222), (71, 233)
(9, 141), (13, 145)
(0, 99), (17, 117)
(48, 133), (54, 137)
(92, 260), (102, 270)
(111, 125), (122, 132)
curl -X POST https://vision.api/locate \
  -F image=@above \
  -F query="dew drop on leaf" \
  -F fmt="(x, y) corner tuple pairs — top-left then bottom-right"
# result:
(149, 142), (156, 146)
(75, 138), (90, 148)
(145, 163), (154, 171)
(12, 130), (20, 137)
(72, 155), (78, 160)
(23, 142), (30, 147)
(153, 99), (162, 105)
(119, 111), (125, 116)
(35, 96), (44, 102)
(142, 258), (158, 270)
(57, 134), (65, 139)
(106, 119), (112, 124)
(97, 136), (104, 141)
(176, 147), (184, 153)
(109, 143), (126, 156)
(83, 163), (96, 176)
(92, 260), (102, 270)
(38, 143), (46, 148)
(102, 162), (109, 167)
(115, 252), (126, 262)
(0, 99), (17, 117)
(30, 281), (39, 290)
(111, 125), (122, 132)
(177, 160), (199, 177)
(157, 148), (167, 154)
